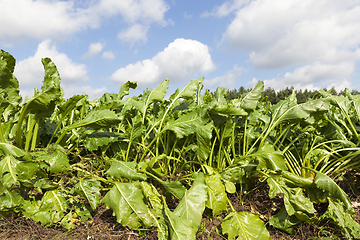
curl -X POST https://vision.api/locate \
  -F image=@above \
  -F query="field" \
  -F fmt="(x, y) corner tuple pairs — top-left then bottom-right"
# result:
(1, 49), (360, 239)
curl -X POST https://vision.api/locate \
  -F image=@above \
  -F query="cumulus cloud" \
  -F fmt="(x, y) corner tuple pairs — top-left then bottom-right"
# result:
(111, 38), (215, 85)
(118, 24), (149, 44)
(220, 0), (360, 69)
(260, 61), (354, 92)
(62, 85), (108, 100)
(14, 40), (89, 88)
(0, 0), (169, 45)
(203, 65), (243, 89)
(83, 42), (105, 59)
(101, 51), (115, 60)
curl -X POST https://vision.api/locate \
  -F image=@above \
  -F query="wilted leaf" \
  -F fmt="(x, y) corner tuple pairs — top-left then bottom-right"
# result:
(269, 207), (302, 234)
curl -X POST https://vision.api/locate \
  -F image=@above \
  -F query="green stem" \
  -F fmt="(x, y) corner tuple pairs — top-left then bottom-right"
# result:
(30, 118), (40, 150)
(0, 123), (5, 142)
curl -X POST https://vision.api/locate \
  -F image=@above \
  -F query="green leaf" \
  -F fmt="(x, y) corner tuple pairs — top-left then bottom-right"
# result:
(34, 144), (70, 174)
(0, 142), (32, 161)
(141, 182), (168, 240)
(101, 181), (152, 228)
(240, 80), (264, 111)
(0, 156), (20, 187)
(195, 121), (213, 162)
(313, 170), (353, 212)
(106, 160), (147, 181)
(173, 173), (207, 227)
(205, 173), (228, 215)
(118, 81), (137, 100)
(163, 110), (209, 139)
(209, 102), (248, 116)
(71, 178), (101, 211)
(0, 50), (22, 120)
(222, 211), (271, 240)
(158, 179), (187, 200)
(84, 132), (123, 151)
(135, 78), (169, 123)
(254, 143), (287, 171)
(15, 57), (63, 147)
(163, 198), (198, 240)
(269, 207), (302, 234)
(0, 187), (23, 209)
(65, 109), (121, 130)
(267, 172), (316, 220)
(320, 198), (360, 239)
(23, 190), (68, 226)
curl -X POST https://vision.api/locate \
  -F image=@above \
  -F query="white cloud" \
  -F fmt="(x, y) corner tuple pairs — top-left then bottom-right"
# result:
(14, 40), (89, 88)
(62, 85), (108, 100)
(118, 24), (149, 44)
(0, 0), (169, 45)
(184, 12), (192, 19)
(260, 61), (354, 92)
(101, 51), (115, 60)
(202, 0), (250, 17)
(110, 38), (215, 85)
(220, 0), (360, 69)
(83, 42), (105, 59)
(203, 65), (243, 89)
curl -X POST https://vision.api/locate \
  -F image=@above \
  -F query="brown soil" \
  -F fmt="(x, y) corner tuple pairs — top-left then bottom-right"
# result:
(1, 172), (359, 240)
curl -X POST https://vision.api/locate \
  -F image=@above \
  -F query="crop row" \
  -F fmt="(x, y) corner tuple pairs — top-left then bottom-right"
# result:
(1, 49), (360, 239)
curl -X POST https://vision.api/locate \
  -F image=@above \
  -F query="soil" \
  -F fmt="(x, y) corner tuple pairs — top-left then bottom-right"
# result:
(1, 171), (359, 240)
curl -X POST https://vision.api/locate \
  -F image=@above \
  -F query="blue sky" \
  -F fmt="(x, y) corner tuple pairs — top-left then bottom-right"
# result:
(1, 0), (360, 100)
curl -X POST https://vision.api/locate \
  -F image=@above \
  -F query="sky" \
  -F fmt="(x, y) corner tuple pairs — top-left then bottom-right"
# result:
(1, 0), (360, 100)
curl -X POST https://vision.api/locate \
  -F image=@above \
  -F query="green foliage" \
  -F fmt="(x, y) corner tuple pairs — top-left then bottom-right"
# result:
(1, 49), (360, 239)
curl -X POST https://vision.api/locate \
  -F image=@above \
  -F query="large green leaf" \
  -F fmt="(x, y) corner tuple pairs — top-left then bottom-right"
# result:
(252, 143), (287, 171)
(106, 160), (147, 181)
(64, 109), (121, 130)
(158, 179), (187, 200)
(71, 178), (101, 211)
(312, 170), (352, 211)
(0, 187), (23, 210)
(132, 78), (169, 123)
(205, 173), (228, 215)
(158, 78), (204, 131)
(222, 211), (271, 240)
(23, 190), (68, 226)
(239, 80), (264, 111)
(33, 144), (70, 174)
(141, 182), (168, 240)
(163, 199), (198, 240)
(163, 110), (209, 139)
(173, 173), (207, 227)
(0, 142), (32, 161)
(101, 181), (152, 228)
(0, 50), (22, 123)
(0, 155), (39, 188)
(15, 58), (63, 147)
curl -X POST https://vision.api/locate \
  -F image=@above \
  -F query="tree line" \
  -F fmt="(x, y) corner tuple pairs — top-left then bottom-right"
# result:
(226, 86), (360, 104)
